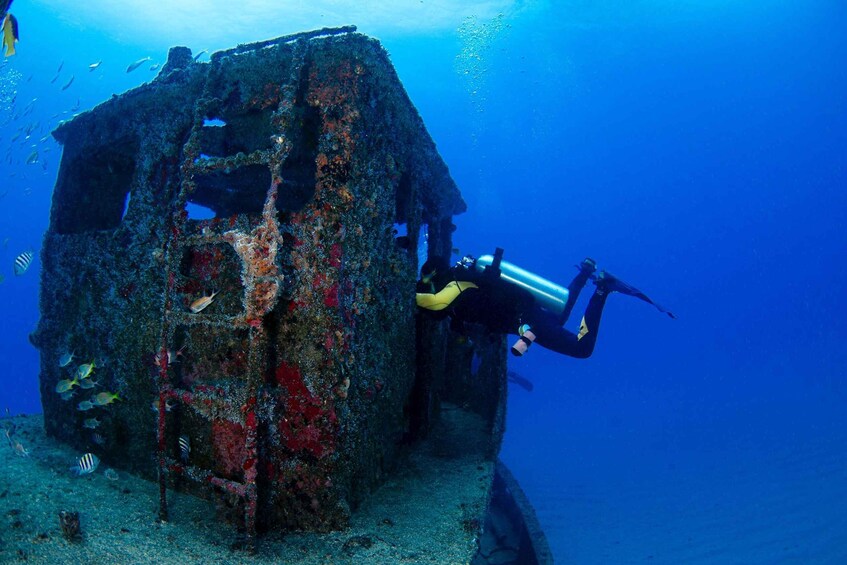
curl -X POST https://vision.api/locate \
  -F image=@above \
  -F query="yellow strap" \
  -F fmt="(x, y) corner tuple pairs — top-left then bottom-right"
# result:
(416, 280), (478, 311)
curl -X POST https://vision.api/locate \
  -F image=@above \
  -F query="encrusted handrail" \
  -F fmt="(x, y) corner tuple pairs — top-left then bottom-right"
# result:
(211, 25), (357, 62)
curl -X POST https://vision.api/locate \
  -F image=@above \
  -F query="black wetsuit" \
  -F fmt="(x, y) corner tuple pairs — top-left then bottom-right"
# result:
(417, 263), (608, 359)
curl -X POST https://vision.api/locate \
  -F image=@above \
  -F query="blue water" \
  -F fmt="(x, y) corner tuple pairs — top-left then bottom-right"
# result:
(2, 2), (846, 562)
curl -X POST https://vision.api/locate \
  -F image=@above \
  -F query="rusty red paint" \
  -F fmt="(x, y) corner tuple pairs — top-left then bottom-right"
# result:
(323, 284), (339, 308)
(213, 419), (247, 480)
(274, 362), (337, 458)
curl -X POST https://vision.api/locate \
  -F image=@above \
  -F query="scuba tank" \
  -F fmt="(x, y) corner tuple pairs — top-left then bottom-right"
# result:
(471, 248), (570, 317)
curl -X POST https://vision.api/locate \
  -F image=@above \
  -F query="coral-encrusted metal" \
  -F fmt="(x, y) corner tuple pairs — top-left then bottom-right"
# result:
(34, 26), (474, 544)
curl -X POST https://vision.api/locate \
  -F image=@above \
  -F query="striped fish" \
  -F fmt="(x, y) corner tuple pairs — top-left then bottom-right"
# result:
(13, 250), (33, 276)
(179, 435), (190, 463)
(69, 452), (100, 476)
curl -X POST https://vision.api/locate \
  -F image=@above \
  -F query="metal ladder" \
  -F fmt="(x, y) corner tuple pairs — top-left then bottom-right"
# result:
(155, 37), (311, 552)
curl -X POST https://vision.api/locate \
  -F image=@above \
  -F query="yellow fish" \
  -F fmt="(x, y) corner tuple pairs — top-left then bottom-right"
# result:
(2, 12), (17, 58)
(91, 391), (121, 406)
(55, 377), (79, 393)
(58, 350), (76, 367)
(189, 291), (218, 313)
(76, 360), (96, 380)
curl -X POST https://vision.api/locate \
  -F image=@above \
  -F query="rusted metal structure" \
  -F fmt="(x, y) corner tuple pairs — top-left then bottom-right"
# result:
(32, 27), (510, 551)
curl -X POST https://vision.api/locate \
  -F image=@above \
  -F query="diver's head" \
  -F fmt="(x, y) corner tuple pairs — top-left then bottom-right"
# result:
(420, 256), (450, 285)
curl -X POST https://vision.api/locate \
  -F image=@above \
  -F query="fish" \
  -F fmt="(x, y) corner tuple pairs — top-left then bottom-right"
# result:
(3, 422), (15, 447)
(154, 347), (184, 367)
(11, 440), (28, 457)
(69, 452), (99, 475)
(13, 250), (33, 275)
(88, 60), (102, 71)
(55, 376), (78, 393)
(189, 291), (218, 313)
(77, 400), (94, 411)
(25, 149), (37, 164)
(56, 59), (63, 74)
(82, 417), (100, 429)
(91, 432), (105, 446)
(76, 360), (96, 380)
(149, 63), (160, 71)
(193, 49), (207, 61)
(179, 435), (190, 462)
(78, 378), (98, 390)
(507, 370), (534, 392)
(126, 56), (151, 73)
(91, 391), (120, 406)
(2, 12), (18, 57)
(60, 390), (74, 401)
(104, 468), (119, 481)
(58, 350), (75, 367)
(151, 398), (176, 412)
(61, 75), (74, 91)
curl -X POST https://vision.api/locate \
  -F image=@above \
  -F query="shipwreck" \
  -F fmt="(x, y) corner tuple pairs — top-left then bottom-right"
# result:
(31, 27), (550, 563)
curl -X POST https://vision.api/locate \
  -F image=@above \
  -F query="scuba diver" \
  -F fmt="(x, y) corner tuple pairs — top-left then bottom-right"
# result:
(415, 249), (675, 359)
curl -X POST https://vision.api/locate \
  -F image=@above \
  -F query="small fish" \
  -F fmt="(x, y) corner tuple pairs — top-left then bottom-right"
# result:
(91, 391), (120, 406)
(88, 60), (102, 71)
(61, 75), (74, 91)
(104, 468), (119, 481)
(154, 347), (184, 367)
(12, 440), (29, 457)
(13, 250), (33, 275)
(189, 291), (218, 313)
(25, 149), (38, 164)
(70, 452), (99, 475)
(56, 60), (64, 74)
(149, 63), (159, 71)
(126, 56), (151, 73)
(2, 425), (14, 448)
(2, 12), (19, 58)
(91, 432), (106, 446)
(193, 49), (207, 62)
(507, 370), (534, 392)
(60, 390), (75, 401)
(151, 398), (176, 412)
(178, 435), (190, 462)
(76, 360), (96, 380)
(58, 350), (76, 367)
(78, 378), (98, 390)
(77, 400), (94, 411)
(55, 377), (79, 393)
(82, 417), (100, 429)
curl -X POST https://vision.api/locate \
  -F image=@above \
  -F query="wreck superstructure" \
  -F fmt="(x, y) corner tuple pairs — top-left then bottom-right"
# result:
(31, 27), (531, 558)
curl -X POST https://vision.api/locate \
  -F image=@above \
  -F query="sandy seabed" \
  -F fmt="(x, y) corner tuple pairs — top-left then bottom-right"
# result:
(1, 410), (493, 564)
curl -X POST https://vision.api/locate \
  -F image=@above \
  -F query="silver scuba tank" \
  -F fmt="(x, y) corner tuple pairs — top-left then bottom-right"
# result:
(474, 254), (570, 316)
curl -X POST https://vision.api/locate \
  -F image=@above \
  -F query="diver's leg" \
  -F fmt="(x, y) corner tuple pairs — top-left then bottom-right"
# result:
(558, 258), (597, 325)
(537, 288), (608, 358)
